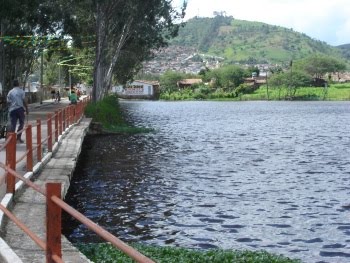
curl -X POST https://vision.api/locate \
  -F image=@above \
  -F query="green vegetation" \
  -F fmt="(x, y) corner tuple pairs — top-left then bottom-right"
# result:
(1, 0), (185, 103)
(157, 54), (350, 101)
(243, 84), (350, 101)
(338, 44), (350, 60)
(170, 16), (349, 65)
(294, 55), (347, 78)
(78, 243), (301, 263)
(84, 95), (153, 133)
(160, 83), (350, 101)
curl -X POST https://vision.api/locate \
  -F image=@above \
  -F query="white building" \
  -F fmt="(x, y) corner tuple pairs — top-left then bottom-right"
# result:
(113, 80), (160, 99)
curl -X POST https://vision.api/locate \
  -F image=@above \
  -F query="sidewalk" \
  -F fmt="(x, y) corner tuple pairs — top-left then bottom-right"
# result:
(0, 97), (71, 199)
(0, 96), (92, 262)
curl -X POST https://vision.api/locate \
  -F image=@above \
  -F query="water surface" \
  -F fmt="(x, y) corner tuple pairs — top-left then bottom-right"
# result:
(63, 101), (350, 263)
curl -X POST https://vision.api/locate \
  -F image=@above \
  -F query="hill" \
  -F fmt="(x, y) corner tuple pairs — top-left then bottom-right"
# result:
(337, 44), (350, 60)
(169, 16), (348, 65)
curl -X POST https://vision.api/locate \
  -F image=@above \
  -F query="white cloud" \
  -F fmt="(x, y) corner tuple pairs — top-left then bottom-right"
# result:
(175, 0), (350, 46)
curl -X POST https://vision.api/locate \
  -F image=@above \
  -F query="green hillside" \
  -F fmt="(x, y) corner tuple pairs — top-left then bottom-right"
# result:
(337, 44), (350, 60)
(170, 16), (348, 65)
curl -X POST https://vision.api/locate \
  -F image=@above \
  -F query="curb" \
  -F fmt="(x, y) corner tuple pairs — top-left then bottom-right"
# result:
(0, 120), (80, 262)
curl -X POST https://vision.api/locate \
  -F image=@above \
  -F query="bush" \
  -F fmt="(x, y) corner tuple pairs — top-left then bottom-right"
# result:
(193, 92), (207, 100)
(84, 95), (153, 133)
(84, 95), (124, 128)
(235, 83), (257, 94)
(78, 243), (301, 263)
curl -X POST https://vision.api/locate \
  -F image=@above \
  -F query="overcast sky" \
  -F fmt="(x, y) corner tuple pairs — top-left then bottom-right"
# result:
(174, 0), (350, 46)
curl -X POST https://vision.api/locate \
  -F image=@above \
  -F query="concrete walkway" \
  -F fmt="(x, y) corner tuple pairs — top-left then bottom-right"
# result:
(0, 98), (92, 262)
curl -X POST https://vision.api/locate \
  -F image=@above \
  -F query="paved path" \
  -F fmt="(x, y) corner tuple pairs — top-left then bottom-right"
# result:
(0, 97), (71, 198)
(0, 97), (92, 262)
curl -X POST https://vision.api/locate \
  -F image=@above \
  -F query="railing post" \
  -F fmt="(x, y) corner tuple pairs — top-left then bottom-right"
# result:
(68, 106), (72, 126)
(54, 111), (58, 142)
(75, 103), (79, 122)
(47, 114), (53, 152)
(62, 108), (66, 131)
(6, 132), (16, 194)
(46, 183), (62, 263)
(73, 105), (77, 123)
(78, 102), (81, 120)
(70, 105), (73, 126)
(37, 119), (42, 162)
(79, 103), (81, 120)
(58, 110), (62, 136)
(25, 124), (33, 172)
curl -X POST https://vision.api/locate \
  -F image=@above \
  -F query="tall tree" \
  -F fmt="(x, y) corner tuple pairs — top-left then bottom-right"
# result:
(269, 70), (312, 99)
(205, 65), (245, 91)
(294, 55), (347, 79)
(0, 0), (76, 93)
(160, 70), (185, 93)
(87, 0), (186, 102)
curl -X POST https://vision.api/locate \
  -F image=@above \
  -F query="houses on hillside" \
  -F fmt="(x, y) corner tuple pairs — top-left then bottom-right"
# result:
(329, 72), (350, 83)
(111, 71), (350, 100)
(177, 79), (203, 89)
(243, 75), (267, 89)
(141, 46), (222, 75)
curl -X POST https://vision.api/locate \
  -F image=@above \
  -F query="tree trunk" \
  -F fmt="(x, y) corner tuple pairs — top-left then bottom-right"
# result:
(92, 2), (133, 102)
(0, 19), (6, 95)
(92, 2), (103, 103)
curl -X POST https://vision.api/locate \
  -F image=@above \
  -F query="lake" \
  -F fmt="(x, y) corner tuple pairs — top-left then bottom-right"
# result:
(63, 101), (350, 263)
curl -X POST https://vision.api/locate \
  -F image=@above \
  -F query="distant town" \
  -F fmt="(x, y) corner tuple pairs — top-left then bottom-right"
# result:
(141, 45), (270, 76)
(141, 46), (222, 75)
(141, 45), (350, 84)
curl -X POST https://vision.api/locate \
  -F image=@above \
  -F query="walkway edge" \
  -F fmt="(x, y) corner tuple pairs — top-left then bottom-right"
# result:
(0, 237), (23, 263)
(0, 118), (92, 263)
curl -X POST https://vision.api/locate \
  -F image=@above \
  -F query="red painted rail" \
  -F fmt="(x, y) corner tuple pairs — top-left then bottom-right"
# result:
(0, 97), (155, 263)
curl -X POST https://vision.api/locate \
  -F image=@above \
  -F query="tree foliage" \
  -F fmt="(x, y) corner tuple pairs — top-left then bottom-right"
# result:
(268, 70), (312, 98)
(294, 55), (347, 78)
(1, 0), (187, 102)
(0, 0), (77, 93)
(160, 70), (187, 93)
(204, 65), (246, 91)
(69, 0), (187, 102)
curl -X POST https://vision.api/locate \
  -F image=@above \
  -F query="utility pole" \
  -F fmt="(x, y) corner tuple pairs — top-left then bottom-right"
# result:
(59, 64), (62, 95)
(266, 73), (269, 100)
(0, 20), (4, 96)
(40, 49), (44, 104)
(69, 70), (71, 91)
(289, 60), (293, 99)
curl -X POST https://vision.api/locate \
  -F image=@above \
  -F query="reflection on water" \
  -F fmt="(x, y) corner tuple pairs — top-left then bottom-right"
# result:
(63, 101), (350, 263)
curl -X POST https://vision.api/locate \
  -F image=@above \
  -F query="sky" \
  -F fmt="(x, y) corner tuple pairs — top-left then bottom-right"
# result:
(174, 0), (350, 46)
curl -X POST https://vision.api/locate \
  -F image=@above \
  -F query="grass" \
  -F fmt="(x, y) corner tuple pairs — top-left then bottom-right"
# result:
(78, 243), (301, 263)
(160, 83), (350, 101)
(84, 95), (154, 134)
(249, 84), (350, 101)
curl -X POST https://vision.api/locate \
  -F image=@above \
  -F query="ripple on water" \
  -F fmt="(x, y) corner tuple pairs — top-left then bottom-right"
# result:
(199, 218), (225, 224)
(62, 101), (350, 263)
(319, 251), (350, 258)
(236, 238), (262, 243)
(322, 243), (347, 249)
(266, 224), (292, 228)
(292, 238), (323, 243)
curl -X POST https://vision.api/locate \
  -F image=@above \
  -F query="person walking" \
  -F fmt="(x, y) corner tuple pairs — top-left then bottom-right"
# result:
(6, 79), (29, 143)
(55, 90), (60, 103)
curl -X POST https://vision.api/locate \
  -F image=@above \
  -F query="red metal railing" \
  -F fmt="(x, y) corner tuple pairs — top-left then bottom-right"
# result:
(0, 98), (155, 263)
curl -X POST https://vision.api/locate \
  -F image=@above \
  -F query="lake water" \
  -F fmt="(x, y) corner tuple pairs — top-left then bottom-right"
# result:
(63, 101), (350, 263)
